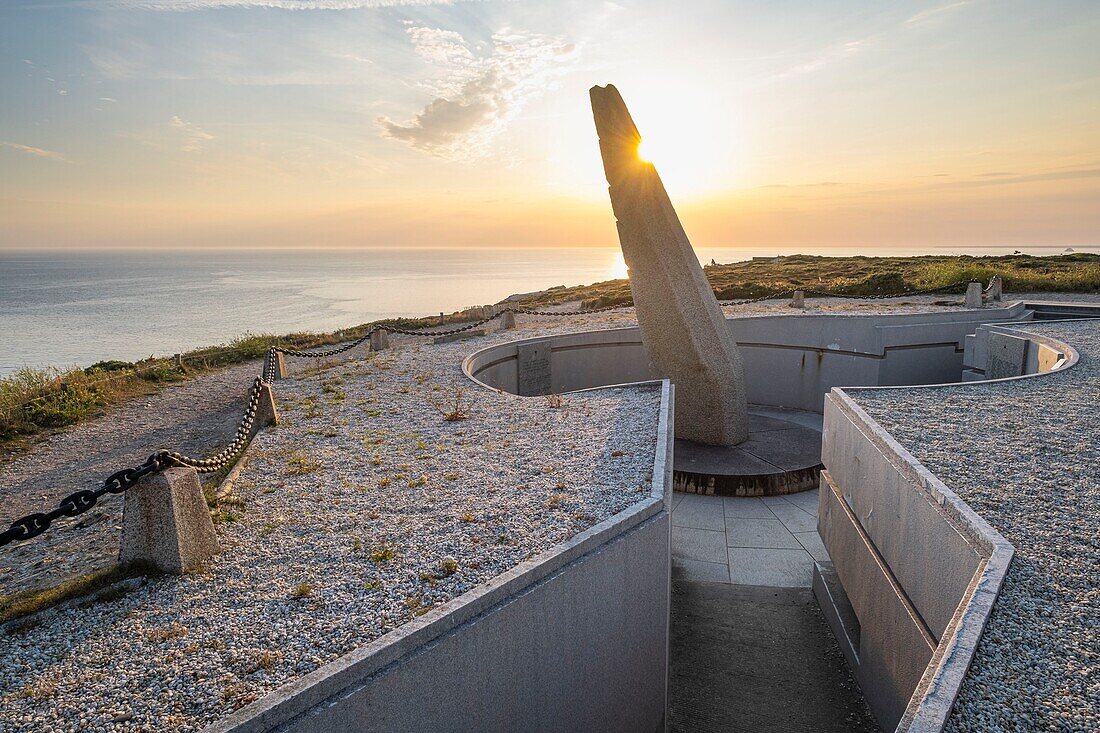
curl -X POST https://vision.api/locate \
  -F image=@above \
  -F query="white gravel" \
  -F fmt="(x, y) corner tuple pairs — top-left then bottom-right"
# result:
(852, 319), (1100, 732)
(0, 293), (1072, 731)
(0, 314), (662, 733)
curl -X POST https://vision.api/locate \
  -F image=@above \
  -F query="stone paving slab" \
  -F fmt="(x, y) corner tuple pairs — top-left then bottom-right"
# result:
(671, 489), (828, 587)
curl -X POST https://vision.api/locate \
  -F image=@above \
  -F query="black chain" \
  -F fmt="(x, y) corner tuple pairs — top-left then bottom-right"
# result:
(0, 451), (170, 547)
(0, 377), (269, 549)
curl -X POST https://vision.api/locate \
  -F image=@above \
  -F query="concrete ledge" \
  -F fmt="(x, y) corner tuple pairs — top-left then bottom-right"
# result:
(206, 381), (674, 733)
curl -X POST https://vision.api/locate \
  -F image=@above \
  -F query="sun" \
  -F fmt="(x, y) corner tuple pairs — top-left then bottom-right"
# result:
(636, 139), (654, 163)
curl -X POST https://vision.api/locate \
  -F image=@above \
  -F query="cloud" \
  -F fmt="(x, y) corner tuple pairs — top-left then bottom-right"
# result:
(377, 27), (577, 157)
(76, 1), (478, 9)
(906, 1), (971, 27)
(99, 96), (119, 102)
(0, 141), (71, 162)
(169, 115), (215, 152)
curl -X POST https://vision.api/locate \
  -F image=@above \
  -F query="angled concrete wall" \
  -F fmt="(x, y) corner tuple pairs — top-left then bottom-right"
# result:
(815, 322), (1081, 733)
(207, 383), (675, 733)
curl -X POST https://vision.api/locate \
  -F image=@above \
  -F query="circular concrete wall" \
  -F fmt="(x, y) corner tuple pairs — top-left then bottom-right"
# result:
(463, 308), (1060, 413)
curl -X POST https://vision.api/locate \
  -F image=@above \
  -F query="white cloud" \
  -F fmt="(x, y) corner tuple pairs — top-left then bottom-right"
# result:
(906, 1), (971, 27)
(377, 27), (577, 158)
(0, 141), (71, 162)
(99, 97), (119, 102)
(82, 1), (478, 10)
(169, 115), (215, 152)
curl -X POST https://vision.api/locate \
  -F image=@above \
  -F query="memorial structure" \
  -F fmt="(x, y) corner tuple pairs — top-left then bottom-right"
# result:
(590, 83), (749, 446)
(590, 84), (822, 495)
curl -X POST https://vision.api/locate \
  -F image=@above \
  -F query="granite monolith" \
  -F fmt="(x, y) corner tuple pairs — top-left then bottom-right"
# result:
(590, 84), (748, 445)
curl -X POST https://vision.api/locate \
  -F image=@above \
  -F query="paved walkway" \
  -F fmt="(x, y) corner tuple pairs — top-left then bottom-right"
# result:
(669, 580), (880, 732)
(671, 488), (827, 587)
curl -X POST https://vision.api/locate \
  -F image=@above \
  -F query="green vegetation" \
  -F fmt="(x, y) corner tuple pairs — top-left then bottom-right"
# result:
(507, 253), (1100, 310)
(0, 561), (154, 625)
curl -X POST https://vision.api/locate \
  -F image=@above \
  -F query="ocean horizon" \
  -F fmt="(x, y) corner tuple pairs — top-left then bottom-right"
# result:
(1, 244), (1094, 376)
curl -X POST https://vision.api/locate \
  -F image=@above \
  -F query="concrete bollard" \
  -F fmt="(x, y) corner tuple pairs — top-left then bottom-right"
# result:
(790, 290), (805, 309)
(255, 381), (279, 427)
(174, 353), (184, 370)
(119, 467), (221, 574)
(265, 350), (288, 380)
(501, 310), (517, 330)
(370, 328), (389, 352)
(965, 281), (982, 308)
(991, 276), (1003, 301)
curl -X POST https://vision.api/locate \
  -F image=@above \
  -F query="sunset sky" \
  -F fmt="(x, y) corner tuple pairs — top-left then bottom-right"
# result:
(1, 0), (1098, 250)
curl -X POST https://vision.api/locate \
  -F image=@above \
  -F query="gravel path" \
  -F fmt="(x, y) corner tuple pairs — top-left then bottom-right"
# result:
(853, 320), (1100, 732)
(0, 314), (663, 733)
(0, 361), (262, 595)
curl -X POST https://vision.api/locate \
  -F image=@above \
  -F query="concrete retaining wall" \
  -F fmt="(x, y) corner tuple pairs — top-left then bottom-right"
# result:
(207, 382), (676, 733)
(466, 306), (1029, 412)
(815, 323), (1080, 732)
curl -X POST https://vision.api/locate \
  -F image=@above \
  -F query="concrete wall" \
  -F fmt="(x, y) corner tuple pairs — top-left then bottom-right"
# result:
(963, 322), (1069, 381)
(814, 321), (1080, 733)
(207, 382), (675, 733)
(465, 306), (1029, 413)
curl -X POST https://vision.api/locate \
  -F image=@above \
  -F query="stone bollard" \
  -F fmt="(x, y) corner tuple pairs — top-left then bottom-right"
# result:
(370, 328), (389, 352)
(790, 290), (805, 309)
(965, 281), (982, 308)
(265, 350), (288, 380)
(255, 381), (279, 427)
(174, 353), (184, 370)
(119, 467), (220, 574)
(501, 310), (517, 330)
(438, 312), (446, 325)
(991, 276), (1003, 301)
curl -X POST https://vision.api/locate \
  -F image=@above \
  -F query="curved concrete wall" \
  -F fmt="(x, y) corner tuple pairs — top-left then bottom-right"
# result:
(207, 382), (675, 733)
(465, 305), (1031, 412)
(815, 323), (1080, 732)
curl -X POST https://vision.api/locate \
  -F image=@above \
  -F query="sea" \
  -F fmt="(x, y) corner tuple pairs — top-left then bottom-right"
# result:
(0, 245), (1092, 376)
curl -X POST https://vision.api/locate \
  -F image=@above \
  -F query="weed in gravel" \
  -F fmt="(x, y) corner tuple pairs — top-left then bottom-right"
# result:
(290, 582), (313, 599)
(426, 384), (475, 422)
(147, 622), (188, 643)
(369, 546), (396, 564)
(286, 455), (321, 475)
(544, 493), (569, 509)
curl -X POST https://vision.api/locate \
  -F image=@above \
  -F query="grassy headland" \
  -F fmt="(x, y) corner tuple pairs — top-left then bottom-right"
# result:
(1, 253), (1096, 455)
(509, 252), (1100, 309)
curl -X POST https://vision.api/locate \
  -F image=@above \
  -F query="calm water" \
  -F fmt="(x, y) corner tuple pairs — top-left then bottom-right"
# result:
(0, 245), (1092, 375)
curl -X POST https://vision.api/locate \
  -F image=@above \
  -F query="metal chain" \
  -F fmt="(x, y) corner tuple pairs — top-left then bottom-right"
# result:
(0, 377), (268, 548)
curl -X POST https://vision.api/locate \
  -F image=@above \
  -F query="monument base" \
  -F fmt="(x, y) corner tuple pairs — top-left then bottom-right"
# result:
(673, 413), (823, 497)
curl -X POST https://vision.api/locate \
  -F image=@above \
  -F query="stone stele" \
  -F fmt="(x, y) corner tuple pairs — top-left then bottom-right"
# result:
(590, 83), (748, 445)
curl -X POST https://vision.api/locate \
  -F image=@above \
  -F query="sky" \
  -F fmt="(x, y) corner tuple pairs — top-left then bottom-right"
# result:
(0, 0), (1098, 251)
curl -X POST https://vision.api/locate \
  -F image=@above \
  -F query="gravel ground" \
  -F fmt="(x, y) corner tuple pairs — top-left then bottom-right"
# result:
(0, 312), (662, 732)
(0, 292), (1081, 731)
(0, 291), (998, 597)
(853, 320), (1100, 732)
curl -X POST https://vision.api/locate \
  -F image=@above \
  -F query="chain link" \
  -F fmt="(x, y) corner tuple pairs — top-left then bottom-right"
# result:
(0, 378), (268, 548)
